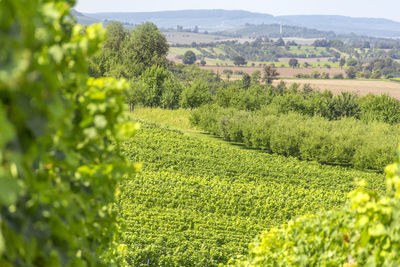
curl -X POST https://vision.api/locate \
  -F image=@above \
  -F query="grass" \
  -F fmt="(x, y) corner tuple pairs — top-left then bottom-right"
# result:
(128, 107), (193, 131)
(168, 45), (339, 68)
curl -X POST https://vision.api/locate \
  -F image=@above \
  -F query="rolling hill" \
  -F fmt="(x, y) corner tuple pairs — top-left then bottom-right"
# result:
(71, 9), (99, 25)
(82, 9), (400, 38)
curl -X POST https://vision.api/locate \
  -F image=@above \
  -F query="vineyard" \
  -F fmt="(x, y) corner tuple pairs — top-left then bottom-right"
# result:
(4, 1), (400, 265)
(118, 119), (385, 265)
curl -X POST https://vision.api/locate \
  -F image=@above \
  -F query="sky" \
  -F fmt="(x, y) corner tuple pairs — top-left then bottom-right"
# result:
(75, 0), (400, 22)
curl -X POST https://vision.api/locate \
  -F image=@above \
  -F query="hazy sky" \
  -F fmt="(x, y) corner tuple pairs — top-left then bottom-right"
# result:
(76, 0), (400, 22)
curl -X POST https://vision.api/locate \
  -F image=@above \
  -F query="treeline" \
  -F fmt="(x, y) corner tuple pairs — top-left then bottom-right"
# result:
(173, 39), (335, 62)
(344, 57), (400, 79)
(214, 81), (400, 124)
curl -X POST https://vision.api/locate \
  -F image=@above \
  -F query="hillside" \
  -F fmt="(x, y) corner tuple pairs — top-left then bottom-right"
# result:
(118, 109), (385, 265)
(71, 9), (99, 25)
(220, 23), (336, 38)
(83, 9), (400, 37)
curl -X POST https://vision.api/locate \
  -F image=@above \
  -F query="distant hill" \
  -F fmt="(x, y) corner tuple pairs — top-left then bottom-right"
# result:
(83, 9), (400, 38)
(71, 9), (99, 25)
(279, 15), (400, 38)
(84, 10), (276, 31)
(219, 24), (337, 39)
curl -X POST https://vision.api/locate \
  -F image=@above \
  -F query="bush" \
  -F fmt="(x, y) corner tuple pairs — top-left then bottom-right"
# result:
(0, 1), (138, 265)
(359, 94), (400, 124)
(230, 152), (400, 266)
(234, 70), (245, 75)
(223, 69), (233, 75)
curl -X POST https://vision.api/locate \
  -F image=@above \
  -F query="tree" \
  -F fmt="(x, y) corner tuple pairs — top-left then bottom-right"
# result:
(200, 59), (207, 66)
(347, 58), (358, 67)
(346, 67), (357, 79)
(133, 66), (170, 107)
(251, 70), (261, 84)
(242, 73), (251, 89)
(339, 57), (346, 69)
(161, 76), (184, 109)
(275, 38), (285, 46)
(103, 21), (128, 52)
(263, 65), (280, 84)
(233, 56), (247, 66)
(183, 50), (197, 65)
(289, 58), (299, 68)
(123, 22), (169, 77)
(180, 80), (211, 109)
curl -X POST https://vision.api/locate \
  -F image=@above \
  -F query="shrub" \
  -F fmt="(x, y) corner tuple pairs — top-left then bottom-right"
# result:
(0, 1), (138, 265)
(223, 69), (233, 75)
(230, 151), (400, 266)
(234, 70), (245, 75)
(359, 94), (400, 124)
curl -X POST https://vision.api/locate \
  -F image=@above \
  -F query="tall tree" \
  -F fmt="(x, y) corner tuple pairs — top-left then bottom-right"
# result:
(339, 57), (346, 69)
(234, 56), (247, 66)
(183, 50), (197, 65)
(289, 58), (299, 68)
(263, 65), (280, 84)
(103, 21), (128, 52)
(242, 73), (251, 89)
(123, 22), (169, 77)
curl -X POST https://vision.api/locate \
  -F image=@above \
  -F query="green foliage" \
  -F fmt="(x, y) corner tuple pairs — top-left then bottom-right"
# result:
(346, 67), (357, 79)
(263, 65), (279, 84)
(123, 22), (169, 77)
(183, 50), (197, 65)
(91, 22), (169, 79)
(288, 58), (299, 68)
(359, 94), (400, 124)
(120, 121), (384, 266)
(347, 58), (358, 67)
(0, 1), (137, 265)
(233, 56), (247, 66)
(241, 73), (251, 89)
(231, 151), (400, 266)
(129, 66), (183, 109)
(180, 80), (211, 109)
(191, 105), (399, 171)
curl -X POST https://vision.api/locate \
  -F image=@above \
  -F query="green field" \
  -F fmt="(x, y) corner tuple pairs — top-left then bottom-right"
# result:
(119, 108), (385, 266)
(168, 43), (340, 68)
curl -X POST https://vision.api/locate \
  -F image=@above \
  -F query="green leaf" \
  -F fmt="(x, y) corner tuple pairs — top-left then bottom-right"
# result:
(0, 171), (19, 206)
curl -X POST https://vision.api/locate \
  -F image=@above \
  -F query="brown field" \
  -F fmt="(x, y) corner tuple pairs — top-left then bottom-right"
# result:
(200, 66), (345, 78)
(275, 79), (400, 99)
(279, 57), (330, 63)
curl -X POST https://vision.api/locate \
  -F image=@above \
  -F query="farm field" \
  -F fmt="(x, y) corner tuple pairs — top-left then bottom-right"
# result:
(164, 31), (233, 44)
(276, 79), (400, 98)
(118, 109), (386, 266)
(199, 65), (345, 78)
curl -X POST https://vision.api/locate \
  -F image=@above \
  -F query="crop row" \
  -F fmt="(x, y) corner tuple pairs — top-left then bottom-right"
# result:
(118, 121), (385, 266)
